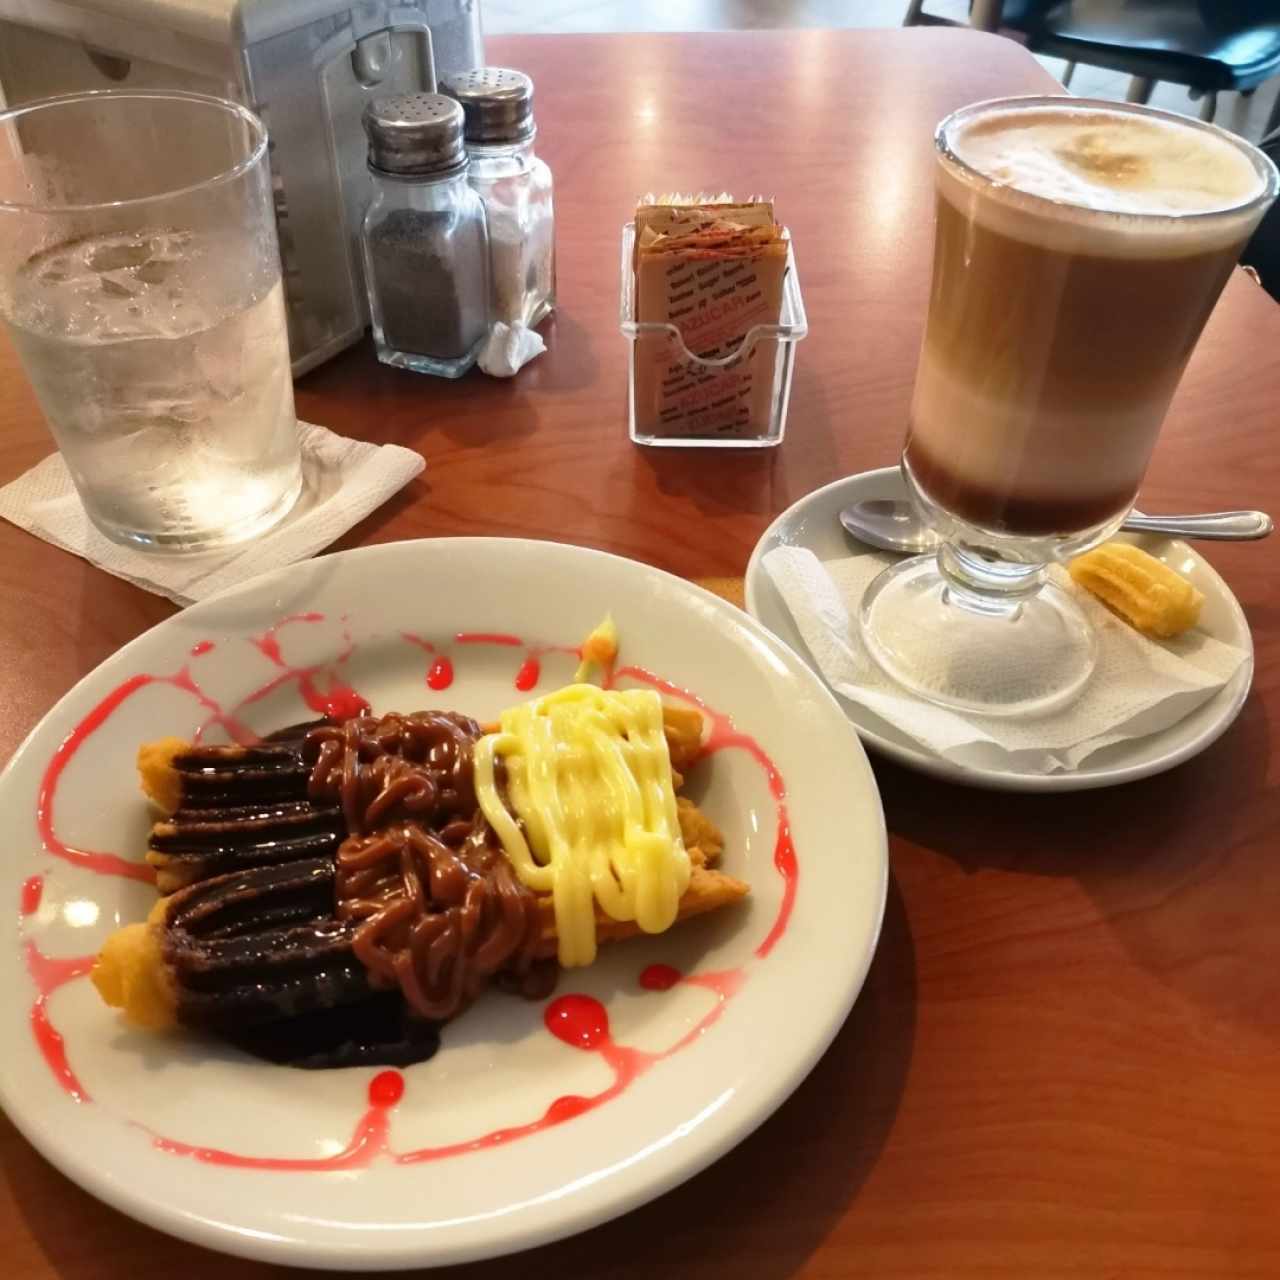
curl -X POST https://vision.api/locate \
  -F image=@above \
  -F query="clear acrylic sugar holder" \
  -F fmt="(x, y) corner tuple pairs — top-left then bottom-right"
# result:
(619, 222), (808, 448)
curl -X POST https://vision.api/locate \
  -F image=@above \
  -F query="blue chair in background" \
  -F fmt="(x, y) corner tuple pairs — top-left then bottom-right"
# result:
(905, 1), (1280, 130)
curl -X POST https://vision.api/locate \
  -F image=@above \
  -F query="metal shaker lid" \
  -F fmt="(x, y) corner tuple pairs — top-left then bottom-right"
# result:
(438, 67), (535, 144)
(363, 93), (467, 176)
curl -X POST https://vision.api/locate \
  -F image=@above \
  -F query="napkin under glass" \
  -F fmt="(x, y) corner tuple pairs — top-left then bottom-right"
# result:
(763, 545), (1249, 774)
(0, 420), (424, 607)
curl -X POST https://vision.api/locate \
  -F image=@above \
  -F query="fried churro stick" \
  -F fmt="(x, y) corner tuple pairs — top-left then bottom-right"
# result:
(1069, 542), (1204, 638)
(94, 843), (748, 1030)
(533, 865), (749, 958)
(108, 701), (741, 1032)
(91, 899), (176, 1029)
(137, 738), (188, 814)
(141, 707), (709, 820)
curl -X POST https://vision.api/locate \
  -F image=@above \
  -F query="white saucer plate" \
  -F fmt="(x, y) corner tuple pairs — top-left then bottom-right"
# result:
(744, 467), (1253, 793)
(0, 538), (886, 1269)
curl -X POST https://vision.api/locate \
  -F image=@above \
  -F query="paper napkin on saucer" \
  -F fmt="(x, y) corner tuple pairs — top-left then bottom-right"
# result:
(0, 421), (424, 608)
(763, 545), (1249, 774)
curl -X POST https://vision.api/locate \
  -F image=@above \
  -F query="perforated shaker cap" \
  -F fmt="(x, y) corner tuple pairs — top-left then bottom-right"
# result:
(363, 93), (467, 176)
(438, 67), (535, 144)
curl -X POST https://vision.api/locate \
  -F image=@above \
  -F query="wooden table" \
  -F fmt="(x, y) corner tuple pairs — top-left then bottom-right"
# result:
(3, 27), (1279, 1279)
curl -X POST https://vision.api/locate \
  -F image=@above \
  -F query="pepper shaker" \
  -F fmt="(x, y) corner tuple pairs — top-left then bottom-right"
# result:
(440, 68), (555, 329)
(360, 93), (490, 378)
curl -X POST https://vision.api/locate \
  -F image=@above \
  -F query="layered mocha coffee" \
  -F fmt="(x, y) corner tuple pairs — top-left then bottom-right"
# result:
(906, 102), (1271, 536)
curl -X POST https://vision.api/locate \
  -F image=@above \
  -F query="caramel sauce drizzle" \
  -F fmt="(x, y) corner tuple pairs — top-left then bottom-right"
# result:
(301, 713), (545, 1021)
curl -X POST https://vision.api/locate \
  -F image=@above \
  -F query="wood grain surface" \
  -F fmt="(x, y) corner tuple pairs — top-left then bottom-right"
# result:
(2, 28), (1279, 1279)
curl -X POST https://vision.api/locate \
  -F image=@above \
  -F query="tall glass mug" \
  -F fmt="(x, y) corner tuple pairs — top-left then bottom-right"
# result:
(0, 91), (302, 551)
(860, 96), (1278, 716)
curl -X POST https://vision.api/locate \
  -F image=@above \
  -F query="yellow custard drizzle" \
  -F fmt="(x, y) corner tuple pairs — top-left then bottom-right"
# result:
(473, 684), (692, 967)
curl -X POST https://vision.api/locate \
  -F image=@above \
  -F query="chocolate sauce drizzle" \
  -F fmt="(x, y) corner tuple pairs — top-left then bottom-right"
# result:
(161, 856), (372, 1031)
(151, 710), (550, 1065)
(302, 712), (480, 834)
(300, 713), (547, 1021)
(336, 816), (543, 1019)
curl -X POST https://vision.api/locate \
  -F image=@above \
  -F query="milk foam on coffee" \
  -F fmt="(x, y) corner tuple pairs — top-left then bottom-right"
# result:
(907, 103), (1272, 537)
(941, 105), (1266, 258)
(952, 106), (1263, 214)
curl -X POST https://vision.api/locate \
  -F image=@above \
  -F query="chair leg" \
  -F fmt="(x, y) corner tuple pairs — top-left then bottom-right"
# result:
(1061, 60), (1077, 88)
(902, 0), (927, 24)
(1265, 85), (1280, 138)
(1125, 76), (1155, 104)
(969, 0), (1004, 32)
(1199, 91), (1217, 122)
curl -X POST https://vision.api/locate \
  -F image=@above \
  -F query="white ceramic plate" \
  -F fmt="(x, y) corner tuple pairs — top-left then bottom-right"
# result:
(745, 468), (1253, 793)
(0, 538), (886, 1269)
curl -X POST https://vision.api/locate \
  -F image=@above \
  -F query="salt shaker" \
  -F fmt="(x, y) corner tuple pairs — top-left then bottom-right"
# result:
(440, 68), (555, 329)
(360, 93), (490, 378)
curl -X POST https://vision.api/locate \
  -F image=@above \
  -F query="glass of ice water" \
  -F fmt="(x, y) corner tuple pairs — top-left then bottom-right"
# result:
(0, 90), (302, 551)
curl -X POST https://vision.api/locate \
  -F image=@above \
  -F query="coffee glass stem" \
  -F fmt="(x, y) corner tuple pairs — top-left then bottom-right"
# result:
(936, 543), (1045, 616)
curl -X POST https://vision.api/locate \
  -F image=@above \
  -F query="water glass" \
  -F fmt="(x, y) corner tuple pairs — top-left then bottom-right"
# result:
(0, 90), (302, 552)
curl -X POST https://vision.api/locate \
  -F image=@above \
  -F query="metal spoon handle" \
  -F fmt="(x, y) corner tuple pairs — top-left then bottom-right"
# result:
(1122, 510), (1273, 541)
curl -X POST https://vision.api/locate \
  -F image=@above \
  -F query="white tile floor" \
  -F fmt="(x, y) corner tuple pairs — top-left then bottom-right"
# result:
(483, 0), (1280, 141)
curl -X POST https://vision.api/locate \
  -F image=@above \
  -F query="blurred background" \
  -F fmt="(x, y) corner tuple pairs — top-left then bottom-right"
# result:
(484, 0), (1280, 141)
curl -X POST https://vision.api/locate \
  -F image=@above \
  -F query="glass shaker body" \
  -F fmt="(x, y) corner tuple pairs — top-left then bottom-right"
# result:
(362, 167), (490, 378)
(467, 135), (555, 328)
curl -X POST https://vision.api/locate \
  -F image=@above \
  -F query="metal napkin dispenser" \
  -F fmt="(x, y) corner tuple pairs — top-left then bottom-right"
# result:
(0, 0), (484, 374)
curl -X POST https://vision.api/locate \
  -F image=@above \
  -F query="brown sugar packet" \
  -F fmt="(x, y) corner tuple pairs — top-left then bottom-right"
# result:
(633, 197), (788, 440)
(644, 225), (782, 258)
(635, 201), (777, 253)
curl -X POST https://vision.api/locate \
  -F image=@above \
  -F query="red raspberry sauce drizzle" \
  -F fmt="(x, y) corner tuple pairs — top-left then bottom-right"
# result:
(511, 644), (581, 693)
(153, 1071), (403, 1170)
(244, 613), (369, 724)
(21, 875), (43, 916)
(25, 941), (96, 1103)
(190, 641), (215, 657)
(509, 645), (581, 696)
(38, 672), (207, 882)
(25, 621), (795, 1170)
(396, 975), (742, 1164)
(639, 963), (681, 991)
(153, 971), (748, 1169)
(393, 997), (648, 1163)
(408, 631), (584, 694)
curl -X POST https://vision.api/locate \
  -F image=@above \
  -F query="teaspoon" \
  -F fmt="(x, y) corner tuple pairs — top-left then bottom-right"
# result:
(838, 500), (1273, 555)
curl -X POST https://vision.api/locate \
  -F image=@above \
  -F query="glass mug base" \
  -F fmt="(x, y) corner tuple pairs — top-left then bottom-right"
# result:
(89, 463), (303, 554)
(859, 553), (1097, 718)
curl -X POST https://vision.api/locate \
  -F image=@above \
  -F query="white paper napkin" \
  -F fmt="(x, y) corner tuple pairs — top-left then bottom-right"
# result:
(763, 545), (1249, 774)
(0, 420), (424, 607)
(477, 322), (546, 377)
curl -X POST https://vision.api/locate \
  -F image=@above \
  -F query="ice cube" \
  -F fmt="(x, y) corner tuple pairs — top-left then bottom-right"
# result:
(134, 258), (174, 286)
(86, 236), (155, 273)
(152, 230), (194, 258)
(99, 271), (141, 299)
